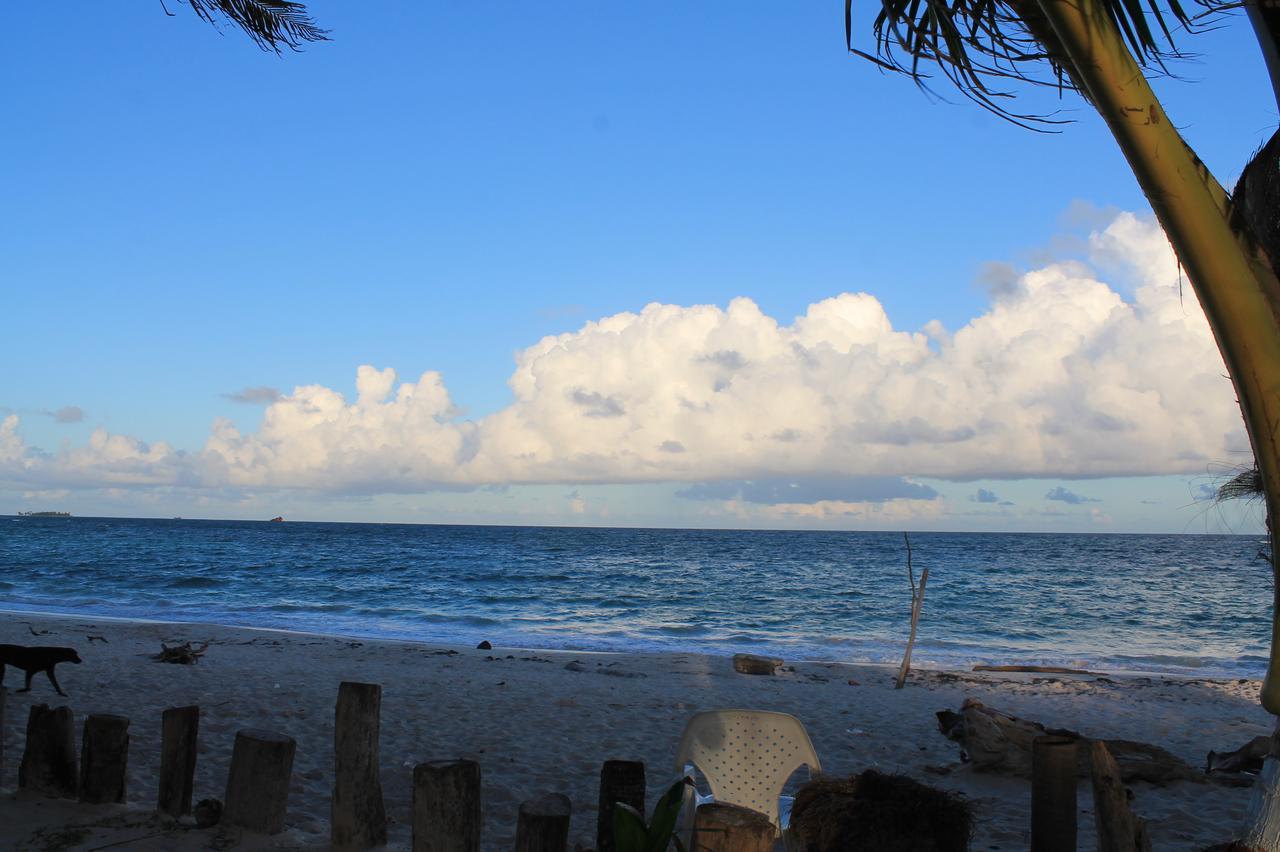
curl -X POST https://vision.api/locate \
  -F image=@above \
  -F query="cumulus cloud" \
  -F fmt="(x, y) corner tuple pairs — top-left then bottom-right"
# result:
(972, 488), (1000, 503)
(1046, 486), (1100, 505)
(222, 386), (282, 405)
(0, 211), (1248, 497)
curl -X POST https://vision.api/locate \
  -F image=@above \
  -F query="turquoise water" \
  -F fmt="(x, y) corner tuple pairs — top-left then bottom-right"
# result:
(0, 517), (1271, 676)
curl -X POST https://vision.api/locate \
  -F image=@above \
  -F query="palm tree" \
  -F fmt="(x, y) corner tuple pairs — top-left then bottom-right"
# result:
(845, 0), (1280, 839)
(174, 0), (327, 52)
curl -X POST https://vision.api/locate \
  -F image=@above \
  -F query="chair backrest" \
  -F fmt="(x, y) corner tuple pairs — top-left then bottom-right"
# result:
(674, 709), (821, 828)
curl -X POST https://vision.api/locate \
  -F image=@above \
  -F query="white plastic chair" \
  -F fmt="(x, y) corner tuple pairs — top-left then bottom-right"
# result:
(674, 709), (821, 849)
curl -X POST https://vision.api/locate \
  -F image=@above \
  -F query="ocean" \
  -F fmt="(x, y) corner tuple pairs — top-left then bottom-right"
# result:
(0, 517), (1271, 677)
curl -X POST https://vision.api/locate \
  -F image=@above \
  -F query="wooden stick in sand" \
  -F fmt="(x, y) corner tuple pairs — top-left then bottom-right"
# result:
(158, 705), (200, 817)
(413, 759), (482, 852)
(332, 681), (388, 848)
(597, 759), (645, 852)
(19, 704), (78, 799)
(79, 713), (130, 804)
(1031, 734), (1077, 852)
(1090, 741), (1151, 852)
(895, 532), (929, 689)
(514, 793), (572, 852)
(223, 728), (296, 834)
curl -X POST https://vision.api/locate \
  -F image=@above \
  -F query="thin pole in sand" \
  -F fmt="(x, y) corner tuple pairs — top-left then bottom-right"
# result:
(157, 705), (200, 818)
(332, 681), (388, 848)
(894, 532), (929, 689)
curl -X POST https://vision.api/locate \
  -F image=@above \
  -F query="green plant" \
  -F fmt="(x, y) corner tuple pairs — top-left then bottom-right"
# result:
(612, 778), (691, 852)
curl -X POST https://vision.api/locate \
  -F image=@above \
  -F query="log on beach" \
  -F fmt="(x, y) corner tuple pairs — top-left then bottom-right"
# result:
(1091, 741), (1152, 852)
(944, 699), (1200, 784)
(413, 759), (482, 852)
(19, 704), (77, 799)
(223, 728), (296, 834)
(79, 713), (130, 804)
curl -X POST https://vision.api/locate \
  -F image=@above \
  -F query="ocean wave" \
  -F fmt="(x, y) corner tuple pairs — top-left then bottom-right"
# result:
(166, 576), (225, 589)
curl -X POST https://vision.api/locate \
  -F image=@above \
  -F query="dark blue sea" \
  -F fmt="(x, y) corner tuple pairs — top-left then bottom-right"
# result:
(0, 517), (1272, 676)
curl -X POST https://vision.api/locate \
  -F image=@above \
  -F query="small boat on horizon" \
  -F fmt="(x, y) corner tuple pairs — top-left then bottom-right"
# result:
(269, 516), (284, 523)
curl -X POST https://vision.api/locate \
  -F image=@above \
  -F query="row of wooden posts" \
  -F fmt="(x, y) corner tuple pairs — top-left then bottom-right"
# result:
(0, 683), (774, 852)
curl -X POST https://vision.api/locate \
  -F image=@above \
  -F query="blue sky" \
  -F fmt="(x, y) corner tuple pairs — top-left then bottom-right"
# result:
(0, 2), (1274, 532)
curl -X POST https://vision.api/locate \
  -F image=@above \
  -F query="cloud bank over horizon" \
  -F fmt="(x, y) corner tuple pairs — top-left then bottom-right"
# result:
(0, 212), (1247, 500)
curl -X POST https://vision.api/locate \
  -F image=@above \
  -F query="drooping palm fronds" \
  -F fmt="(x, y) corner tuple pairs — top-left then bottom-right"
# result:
(179, 0), (328, 52)
(844, 0), (1226, 127)
(1218, 464), (1264, 502)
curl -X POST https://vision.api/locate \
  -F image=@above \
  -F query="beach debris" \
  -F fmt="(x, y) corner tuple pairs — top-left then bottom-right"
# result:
(732, 653), (782, 676)
(154, 642), (209, 665)
(895, 532), (929, 690)
(1091, 741), (1153, 852)
(973, 664), (1107, 675)
(1206, 735), (1272, 776)
(564, 660), (647, 678)
(476, 640), (492, 650)
(789, 770), (972, 852)
(86, 635), (108, 644)
(24, 623), (51, 636)
(193, 797), (223, 828)
(937, 699), (1200, 784)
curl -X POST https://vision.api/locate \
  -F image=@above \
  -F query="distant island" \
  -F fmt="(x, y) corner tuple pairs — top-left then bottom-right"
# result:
(17, 511), (71, 518)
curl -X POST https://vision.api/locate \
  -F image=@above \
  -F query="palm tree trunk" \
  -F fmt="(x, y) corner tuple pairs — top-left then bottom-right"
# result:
(1032, 0), (1280, 710)
(1033, 0), (1280, 841)
(1246, 0), (1280, 114)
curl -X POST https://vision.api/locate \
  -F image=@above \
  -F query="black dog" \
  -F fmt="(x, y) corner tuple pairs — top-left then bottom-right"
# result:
(0, 644), (82, 697)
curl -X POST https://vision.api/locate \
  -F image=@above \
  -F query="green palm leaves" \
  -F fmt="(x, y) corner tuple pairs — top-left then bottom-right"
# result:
(181, 0), (328, 52)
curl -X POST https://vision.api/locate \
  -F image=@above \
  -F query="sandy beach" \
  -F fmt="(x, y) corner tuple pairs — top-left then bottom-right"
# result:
(0, 611), (1270, 850)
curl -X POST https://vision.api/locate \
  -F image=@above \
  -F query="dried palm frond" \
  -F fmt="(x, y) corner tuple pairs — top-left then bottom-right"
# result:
(180, 0), (328, 52)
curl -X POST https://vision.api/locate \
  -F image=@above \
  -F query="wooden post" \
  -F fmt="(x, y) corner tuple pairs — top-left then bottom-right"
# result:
(514, 793), (572, 852)
(413, 759), (481, 852)
(1031, 735), (1077, 852)
(18, 704), (77, 799)
(895, 533), (929, 689)
(158, 705), (200, 817)
(223, 728), (296, 834)
(1090, 741), (1151, 852)
(597, 759), (645, 852)
(79, 714), (130, 804)
(691, 802), (775, 852)
(332, 682), (387, 849)
(1, 687), (6, 780)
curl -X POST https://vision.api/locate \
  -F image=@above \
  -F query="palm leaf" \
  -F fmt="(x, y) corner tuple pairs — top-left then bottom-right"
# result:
(844, 0), (1227, 126)
(181, 0), (329, 52)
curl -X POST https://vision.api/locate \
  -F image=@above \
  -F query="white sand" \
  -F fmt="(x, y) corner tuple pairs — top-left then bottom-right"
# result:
(0, 611), (1270, 850)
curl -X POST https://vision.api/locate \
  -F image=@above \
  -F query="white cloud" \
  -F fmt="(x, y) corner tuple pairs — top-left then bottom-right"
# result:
(0, 211), (1246, 496)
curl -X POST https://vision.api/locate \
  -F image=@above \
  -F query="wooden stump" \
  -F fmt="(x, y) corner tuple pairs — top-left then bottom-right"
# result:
(413, 759), (481, 852)
(1091, 742), (1151, 852)
(514, 793), (572, 852)
(731, 654), (782, 676)
(158, 705), (200, 817)
(332, 682), (387, 849)
(223, 728), (296, 834)
(1, 687), (6, 780)
(692, 802), (775, 852)
(79, 714), (130, 804)
(19, 704), (77, 799)
(597, 759), (645, 852)
(1031, 735), (1077, 852)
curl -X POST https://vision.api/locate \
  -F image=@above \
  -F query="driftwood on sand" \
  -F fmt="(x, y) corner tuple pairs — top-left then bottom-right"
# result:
(1091, 741), (1152, 852)
(937, 699), (1200, 784)
(154, 642), (209, 664)
(1207, 735), (1273, 776)
(973, 665), (1106, 675)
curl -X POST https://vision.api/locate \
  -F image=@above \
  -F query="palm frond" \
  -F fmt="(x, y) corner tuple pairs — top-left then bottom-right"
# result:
(181, 0), (328, 52)
(845, 0), (1228, 127)
(1218, 465), (1264, 502)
